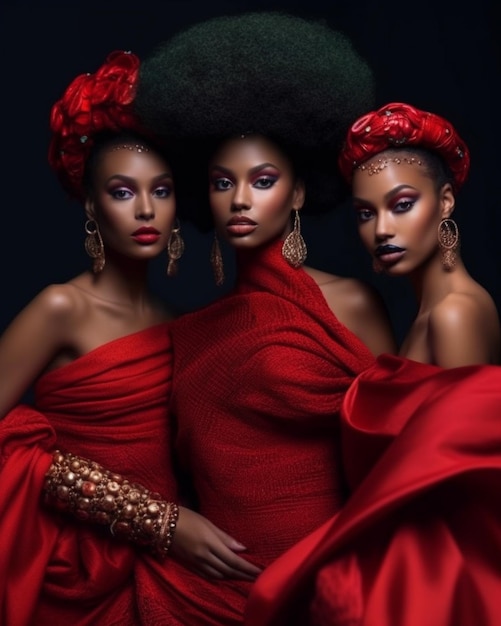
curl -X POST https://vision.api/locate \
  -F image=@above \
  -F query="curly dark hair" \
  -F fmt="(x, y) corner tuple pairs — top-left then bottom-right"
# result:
(135, 11), (375, 229)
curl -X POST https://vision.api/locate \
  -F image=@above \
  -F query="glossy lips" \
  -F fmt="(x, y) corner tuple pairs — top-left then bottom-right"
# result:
(226, 216), (258, 237)
(131, 226), (161, 244)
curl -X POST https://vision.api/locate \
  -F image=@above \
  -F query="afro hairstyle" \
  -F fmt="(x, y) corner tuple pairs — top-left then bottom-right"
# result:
(135, 11), (375, 230)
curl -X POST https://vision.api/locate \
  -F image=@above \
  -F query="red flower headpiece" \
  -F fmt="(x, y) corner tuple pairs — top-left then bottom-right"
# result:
(338, 102), (470, 191)
(48, 50), (143, 201)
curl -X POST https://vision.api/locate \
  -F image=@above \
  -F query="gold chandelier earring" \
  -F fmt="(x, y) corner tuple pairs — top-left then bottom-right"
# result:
(167, 219), (185, 277)
(210, 232), (225, 286)
(282, 209), (307, 268)
(84, 219), (105, 273)
(438, 218), (460, 271)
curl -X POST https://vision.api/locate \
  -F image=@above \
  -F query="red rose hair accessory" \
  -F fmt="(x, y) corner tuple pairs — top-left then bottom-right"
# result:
(48, 50), (143, 201)
(338, 102), (470, 191)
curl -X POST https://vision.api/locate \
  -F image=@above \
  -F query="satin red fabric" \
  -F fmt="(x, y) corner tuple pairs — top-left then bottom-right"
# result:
(244, 355), (501, 626)
(0, 324), (175, 626)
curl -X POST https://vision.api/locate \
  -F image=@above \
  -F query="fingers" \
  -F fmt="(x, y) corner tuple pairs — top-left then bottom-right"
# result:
(172, 507), (263, 580)
(210, 526), (248, 551)
(198, 559), (259, 582)
(207, 546), (263, 580)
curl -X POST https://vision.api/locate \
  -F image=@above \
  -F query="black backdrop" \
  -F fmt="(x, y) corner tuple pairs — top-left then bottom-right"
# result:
(2, 0), (499, 345)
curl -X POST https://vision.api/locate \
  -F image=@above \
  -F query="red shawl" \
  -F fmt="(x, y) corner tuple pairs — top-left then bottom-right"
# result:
(245, 355), (501, 626)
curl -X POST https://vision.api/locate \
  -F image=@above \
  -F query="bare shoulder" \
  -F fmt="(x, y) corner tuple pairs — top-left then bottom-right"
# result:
(327, 275), (384, 310)
(430, 290), (497, 329)
(304, 266), (370, 301)
(30, 282), (89, 321)
(0, 283), (88, 401)
(304, 266), (396, 355)
(429, 291), (500, 365)
(305, 267), (386, 316)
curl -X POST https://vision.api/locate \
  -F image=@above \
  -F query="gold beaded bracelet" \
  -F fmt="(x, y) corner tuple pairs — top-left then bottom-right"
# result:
(43, 450), (179, 560)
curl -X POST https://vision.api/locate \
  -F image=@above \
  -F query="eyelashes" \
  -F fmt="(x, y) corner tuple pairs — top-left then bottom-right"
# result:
(354, 195), (419, 221)
(210, 174), (280, 191)
(107, 184), (173, 200)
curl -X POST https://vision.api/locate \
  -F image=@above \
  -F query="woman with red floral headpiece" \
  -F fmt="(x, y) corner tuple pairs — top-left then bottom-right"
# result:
(0, 50), (259, 626)
(244, 103), (501, 626)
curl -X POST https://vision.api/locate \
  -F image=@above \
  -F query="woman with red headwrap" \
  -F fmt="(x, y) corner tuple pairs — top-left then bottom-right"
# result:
(0, 50), (258, 626)
(339, 101), (499, 367)
(244, 103), (501, 626)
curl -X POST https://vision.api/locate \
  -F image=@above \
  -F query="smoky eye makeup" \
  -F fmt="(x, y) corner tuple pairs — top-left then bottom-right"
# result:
(108, 185), (134, 200)
(210, 176), (233, 191)
(390, 192), (419, 212)
(252, 176), (278, 189)
(152, 185), (173, 198)
(355, 208), (375, 223)
(249, 165), (280, 184)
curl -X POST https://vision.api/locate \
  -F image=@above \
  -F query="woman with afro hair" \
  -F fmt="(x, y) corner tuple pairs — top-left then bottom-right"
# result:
(125, 10), (398, 625)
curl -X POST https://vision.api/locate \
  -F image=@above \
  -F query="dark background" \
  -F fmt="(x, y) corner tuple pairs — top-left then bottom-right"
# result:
(2, 0), (499, 345)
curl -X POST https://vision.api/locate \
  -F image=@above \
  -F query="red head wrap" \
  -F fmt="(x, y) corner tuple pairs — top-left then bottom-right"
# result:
(338, 102), (470, 191)
(48, 50), (143, 201)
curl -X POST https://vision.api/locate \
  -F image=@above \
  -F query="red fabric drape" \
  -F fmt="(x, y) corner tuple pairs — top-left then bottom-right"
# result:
(0, 324), (176, 626)
(245, 355), (501, 626)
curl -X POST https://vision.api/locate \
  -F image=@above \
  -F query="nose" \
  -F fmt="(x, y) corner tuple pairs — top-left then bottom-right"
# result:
(374, 211), (394, 240)
(231, 181), (251, 211)
(135, 192), (155, 220)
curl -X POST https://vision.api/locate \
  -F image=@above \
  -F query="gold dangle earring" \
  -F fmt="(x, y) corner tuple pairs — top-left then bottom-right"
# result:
(167, 219), (185, 277)
(210, 232), (225, 286)
(84, 219), (105, 273)
(438, 218), (460, 271)
(282, 209), (307, 268)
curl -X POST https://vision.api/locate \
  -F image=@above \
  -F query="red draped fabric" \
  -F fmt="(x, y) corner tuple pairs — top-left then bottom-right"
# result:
(244, 354), (501, 626)
(133, 240), (376, 624)
(0, 324), (176, 626)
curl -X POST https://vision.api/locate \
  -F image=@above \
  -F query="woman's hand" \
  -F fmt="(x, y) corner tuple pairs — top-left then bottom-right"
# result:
(171, 506), (263, 581)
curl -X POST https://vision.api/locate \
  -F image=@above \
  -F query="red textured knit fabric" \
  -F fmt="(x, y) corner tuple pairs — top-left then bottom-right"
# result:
(133, 239), (376, 625)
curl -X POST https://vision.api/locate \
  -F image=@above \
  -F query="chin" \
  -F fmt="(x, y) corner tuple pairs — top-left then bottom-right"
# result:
(384, 265), (411, 277)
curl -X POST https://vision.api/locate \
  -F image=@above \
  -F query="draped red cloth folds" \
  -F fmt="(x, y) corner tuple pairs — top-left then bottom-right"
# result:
(132, 240), (376, 625)
(0, 324), (176, 626)
(244, 354), (501, 626)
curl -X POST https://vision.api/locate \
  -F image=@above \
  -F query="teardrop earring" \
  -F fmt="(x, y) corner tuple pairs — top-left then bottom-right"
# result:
(281, 210), (307, 268)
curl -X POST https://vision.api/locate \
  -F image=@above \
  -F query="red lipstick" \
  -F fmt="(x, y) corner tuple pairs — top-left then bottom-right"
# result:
(132, 226), (161, 244)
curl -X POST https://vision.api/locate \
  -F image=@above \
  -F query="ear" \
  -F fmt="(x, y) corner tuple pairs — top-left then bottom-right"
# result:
(439, 182), (456, 219)
(292, 178), (306, 211)
(84, 197), (96, 221)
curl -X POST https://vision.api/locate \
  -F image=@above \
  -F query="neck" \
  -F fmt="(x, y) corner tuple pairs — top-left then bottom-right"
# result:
(409, 253), (467, 313)
(84, 256), (152, 308)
